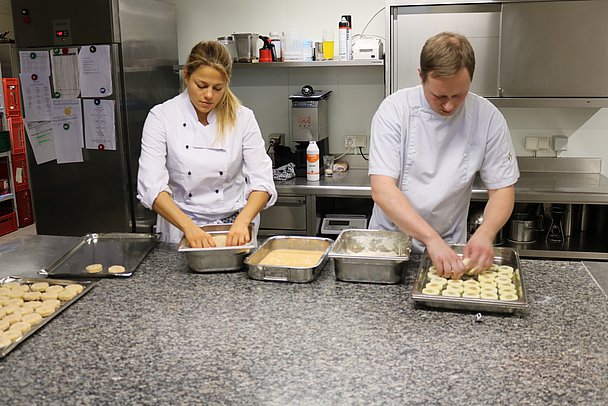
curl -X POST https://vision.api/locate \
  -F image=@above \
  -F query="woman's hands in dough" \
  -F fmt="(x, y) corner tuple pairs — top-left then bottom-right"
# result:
(426, 238), (466, 279)
(226, 221), (251, 246)
(183, 224), (215, 248)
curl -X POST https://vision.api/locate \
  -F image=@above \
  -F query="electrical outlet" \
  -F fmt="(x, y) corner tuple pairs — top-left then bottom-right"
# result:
(537, 137), (550, 151)
(525, 136), (539, 151)
(345, 135), (367, 148)
(268, 133), (283, 148)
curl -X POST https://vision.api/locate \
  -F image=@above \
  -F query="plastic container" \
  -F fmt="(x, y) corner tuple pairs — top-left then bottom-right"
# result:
(269, 32), (282, 61)
(217, 36), (237, 62)
(338, 15), (352, 61)
(302, 39), (314, 62)
(306, 141), (320, 181)
(283, 31), (303, 61)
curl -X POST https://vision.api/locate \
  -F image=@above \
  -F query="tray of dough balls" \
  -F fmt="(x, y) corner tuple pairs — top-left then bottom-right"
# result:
(411, 245), (528, 314)
(245, 236), (333, 283)
(39, 233), (160, 278)
(0, 276), (96, 357)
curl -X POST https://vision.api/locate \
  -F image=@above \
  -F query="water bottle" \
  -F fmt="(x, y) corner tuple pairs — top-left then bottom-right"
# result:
(306, 140), (320, 181)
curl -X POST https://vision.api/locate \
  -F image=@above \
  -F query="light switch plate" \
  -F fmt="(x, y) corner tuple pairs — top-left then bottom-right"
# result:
(525, 137), (539, 151)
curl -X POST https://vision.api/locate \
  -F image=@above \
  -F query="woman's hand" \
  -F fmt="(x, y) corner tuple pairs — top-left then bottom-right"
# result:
(183, 223), (215, 248)
(226, 220), (251, 246)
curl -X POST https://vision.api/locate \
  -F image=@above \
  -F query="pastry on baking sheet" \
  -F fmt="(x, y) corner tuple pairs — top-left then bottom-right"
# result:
(108, 265), (126, 274)
(85, 263), (103, 273)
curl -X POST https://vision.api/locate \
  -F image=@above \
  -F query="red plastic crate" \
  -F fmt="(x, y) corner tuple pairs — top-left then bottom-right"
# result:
(11, 153), (29, 192)
(2, 78), (21, 117)
(0, 211), (18, 236)
(8, 117), (25, 155)
(16, 189), (34, 227)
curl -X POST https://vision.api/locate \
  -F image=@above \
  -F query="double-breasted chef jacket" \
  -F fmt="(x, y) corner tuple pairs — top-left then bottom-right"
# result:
(368, 85), (520, 254)
(137, 92), (277, 243)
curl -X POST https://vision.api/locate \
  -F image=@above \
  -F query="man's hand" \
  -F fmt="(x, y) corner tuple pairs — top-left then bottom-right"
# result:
(463, 231), (495, 275)
(425, 237), (466, 279)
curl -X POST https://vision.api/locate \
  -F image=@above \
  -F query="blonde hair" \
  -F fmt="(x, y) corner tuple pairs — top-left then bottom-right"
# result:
(184, 41), (240, 142)
(420, 32), (475, 82)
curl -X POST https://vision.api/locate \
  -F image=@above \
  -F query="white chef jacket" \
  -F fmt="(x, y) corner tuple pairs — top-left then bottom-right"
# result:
(137, 92), (277, 243)
(368, 85), (519, 253)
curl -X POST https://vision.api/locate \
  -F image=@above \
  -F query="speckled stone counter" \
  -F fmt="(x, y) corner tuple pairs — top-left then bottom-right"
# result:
(1, 241), (607, 405)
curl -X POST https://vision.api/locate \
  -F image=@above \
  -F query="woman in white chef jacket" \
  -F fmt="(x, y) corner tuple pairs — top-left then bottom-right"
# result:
(137, 41), (277, 247)
(368, 32), (519, 279)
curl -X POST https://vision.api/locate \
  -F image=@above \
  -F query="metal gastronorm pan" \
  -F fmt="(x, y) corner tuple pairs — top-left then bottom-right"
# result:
(178, 223), (256, 273)
(40, 233), (160, 278)
(0, 276), (96, 358)
(411, 245), (529, 313)
(245, 236), (333, 283)
(328, 229), (411, 284)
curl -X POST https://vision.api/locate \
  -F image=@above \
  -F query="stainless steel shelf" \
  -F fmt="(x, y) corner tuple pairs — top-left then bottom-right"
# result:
(500, 231), (608, 260)
(173, 59), (384, 71)
(488, 97), (608, 109)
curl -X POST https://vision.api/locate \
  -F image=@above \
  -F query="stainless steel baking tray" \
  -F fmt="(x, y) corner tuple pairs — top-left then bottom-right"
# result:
(412, 245), (529, 313)
(245, 236), (333, 283)
(178, 223), (256, 273)
(328, 229), (412, 284)
(0, 276), (96, 358)
(39, 233), (160, 278)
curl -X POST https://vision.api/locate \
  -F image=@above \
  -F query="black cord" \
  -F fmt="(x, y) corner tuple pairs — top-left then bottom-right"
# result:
(359, 147), (369, 161)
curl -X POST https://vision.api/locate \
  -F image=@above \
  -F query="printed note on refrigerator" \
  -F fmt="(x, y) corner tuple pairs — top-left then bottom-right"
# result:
(19, 73), (53, 121)
(83, 99), (115, 150)
(23, 120), (56, 164)
(78, 45), (112, 97)
(19, 50), (51, 76)
(52, 99), (84, 163)
(50, 47), (80, 99)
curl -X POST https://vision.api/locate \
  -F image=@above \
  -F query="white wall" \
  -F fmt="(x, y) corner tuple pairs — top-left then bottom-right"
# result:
(175, 0), (386, 159)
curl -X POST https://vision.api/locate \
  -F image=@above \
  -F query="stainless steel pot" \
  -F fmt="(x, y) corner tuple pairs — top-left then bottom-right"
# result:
(467, 209), (504, 246)
(508, 213), (542, 243)
(233, 33), (259, 62)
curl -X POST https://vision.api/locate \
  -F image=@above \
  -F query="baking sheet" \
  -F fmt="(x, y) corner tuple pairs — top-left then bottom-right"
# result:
(40, 233), (160, 278)
(0, 276), (96, 358)
(411, 245), (529, 313)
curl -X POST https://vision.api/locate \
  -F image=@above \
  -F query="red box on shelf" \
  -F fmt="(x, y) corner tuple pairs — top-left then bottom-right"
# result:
(0, 211), (18, 236)
(2, 78), (21, 118)
(8, 117), (26, 155)
(11, 153), (29, 192)
(16, 189), (34, 227)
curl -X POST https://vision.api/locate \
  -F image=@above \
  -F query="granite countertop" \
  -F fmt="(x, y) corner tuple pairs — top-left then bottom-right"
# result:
(1, 239), (606, 404)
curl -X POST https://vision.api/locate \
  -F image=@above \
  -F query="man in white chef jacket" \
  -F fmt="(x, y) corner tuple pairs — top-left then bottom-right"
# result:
(368, 32), (519, 279)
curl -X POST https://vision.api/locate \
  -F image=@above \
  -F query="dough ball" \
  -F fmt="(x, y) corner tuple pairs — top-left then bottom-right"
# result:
(23, 291), (42, 301)
(40, 291), (58, 301)
(0, 296), (10, 306)
(422, 287), (441, 295)
(3, 305), (20, 315)
(0, 287), (11, 296)
(42, 299), (61, 309)
(108, 265), (126, 274)
(11, 284), (30, 293)
(22, 312), (43, 326)
(22, 301), (42, 310)
(441, 289), (461, 297)
(9, 321), (31, 334)
(0, 308), (5, 318)
(3, 282), (21, 289)
(15, 306), (33, 316)
(0, 319), (9, 331)
(7, 290), (24, 299)
(0, 329), (22, 342)
(58, 290), (77, 302)
(30, 282), (49, 292)
(3, 313), (21, 325)
(463, 279), (480, 287)
(429, 276), (448, 287)
(462, 291), (480, 299)
(212, 234), (227, 247)
(480, 291), (499, 300)
(85, 263), (103, 273)
(64, 284), (84, 294)
(425, 281), (444, 291)
(35, 305), (55, 317)
(499, 265), (514, 273)
(8, 298), (24, 307)
(495, 276), (513, 285)
(447, 279), (464, 287)
(46, 285), (64, 294)
(0, 336), (11, 348)
(500, 293), (519, 301)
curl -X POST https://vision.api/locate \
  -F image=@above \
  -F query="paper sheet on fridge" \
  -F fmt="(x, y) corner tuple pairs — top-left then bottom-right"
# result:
(23, 120), (56, 164)
(78, 45), (112, 97)
(52, 99), (84, 163)
(19, 73), (53, 121)
(19, 51), (51, 76)
(50, 47), (80, 99)
(83, 99), (115, 150)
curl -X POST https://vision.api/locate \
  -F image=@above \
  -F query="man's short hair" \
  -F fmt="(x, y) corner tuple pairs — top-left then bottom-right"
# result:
(420, 32), (475, 82)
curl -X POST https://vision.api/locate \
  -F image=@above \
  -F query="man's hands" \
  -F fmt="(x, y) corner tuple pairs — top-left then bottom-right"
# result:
(426, 232), (496, 279)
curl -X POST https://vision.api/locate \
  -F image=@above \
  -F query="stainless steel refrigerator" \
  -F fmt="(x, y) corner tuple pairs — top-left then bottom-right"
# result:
(11, 0), (178, 235)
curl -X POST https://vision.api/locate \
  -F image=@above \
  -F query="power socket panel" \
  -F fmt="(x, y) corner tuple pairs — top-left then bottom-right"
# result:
(345, 135), (367, 148)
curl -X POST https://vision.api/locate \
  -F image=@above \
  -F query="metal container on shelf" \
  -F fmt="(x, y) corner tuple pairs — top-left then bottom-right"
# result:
(232, 33), (259, 62)
(328, 229), (411, 284)
(507, 213), (543, 243)
(217, 36), (237, 62)
(178, 223), (256, 273)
